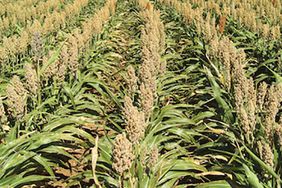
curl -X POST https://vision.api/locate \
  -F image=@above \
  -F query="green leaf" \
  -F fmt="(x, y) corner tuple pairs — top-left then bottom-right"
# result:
(242, 164), (264, 188)
(204, 67), (233, 123)
(39, 45), (62, 76)
(195, 180), (231, 188)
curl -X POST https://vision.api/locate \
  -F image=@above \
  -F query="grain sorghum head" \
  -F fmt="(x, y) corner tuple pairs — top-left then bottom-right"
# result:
(257, 82), (268, 111)
(0, 99), (8, 131)
(140, 7), (165, 77)
(125, 65), (138, 97)
(140, 29), (158, 76)
(276, 116), (282, 147)
(140, 83), (154, 118)
(29, 20), (43, 36)
(31, 31), (43, 62)
(263, 85), (280, 141)
(0, 47), (8, 63)
(148, 146), (159, 168)
(270, 25), (280, 40)
(18, 31), (29, 54)
(262, 24), (270, 38)
(257, 140), (274, 167)
(24, 63), (39, 95)
(112, 133), (135, 175)
(275, 129), (282, 148)
(123, 96), (146, 143)
(246, 78), (256, 131)
(72, 28), (84, 51)
(238, 107), (250, 136)
(140, 62), (156, 95)
(275, 83), (282, 102)
(0, 99), (5, 118)
(6, 76), (27, 118)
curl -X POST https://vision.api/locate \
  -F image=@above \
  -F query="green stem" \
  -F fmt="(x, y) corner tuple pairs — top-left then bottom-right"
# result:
(244, 145), (282, 183)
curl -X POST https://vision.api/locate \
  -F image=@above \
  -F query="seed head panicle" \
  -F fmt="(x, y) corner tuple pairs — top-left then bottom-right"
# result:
(24, 63), (39, 95)
(140, 62), (157, 95)
(72, 29), (84, 52)
(123, 96), (146, 143)
(140, 28), (159, 76)
(275, 83), (282, 102)
(0, 98), (8, 124)
(238, 107), (250, 135)
(209, 37), (236, 90)
(140, 83), (154, 118)
(216, 40), (258, 140)
(246, 78), (257, 131)
(0, 99), (5, 119)
(257, 82), (268, 111)
(112, 133), (135, 175)
(18, 31), (29, 54)
(276, 116), (282, 148)
(91, 14), (103, 35)
(28, 20), (43, 35)
(257, 140), (274, 167)
(125, 65), (138, 97)
(0, 47), (8, 63)
(200, 12), (217, 42)
(276, 129), (282, 148)
(140, 7), (166, 76)
(262, 24), (270, 38)
(263, 85), (280, 141)
(270, 25), (280, 40)
(3, 36), (17, 56)
(148, 146), (159, 168)
(233, 64), (247, 111)
(31, 32), (43, 62)
(0, 98), (8, 131)
(219, 15), (226, 34)
(108, 0), (117, 14)
(6, 76), (27, 118)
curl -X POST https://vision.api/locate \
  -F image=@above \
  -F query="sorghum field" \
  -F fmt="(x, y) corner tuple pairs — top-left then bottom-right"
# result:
(0, 0), (282, 187)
